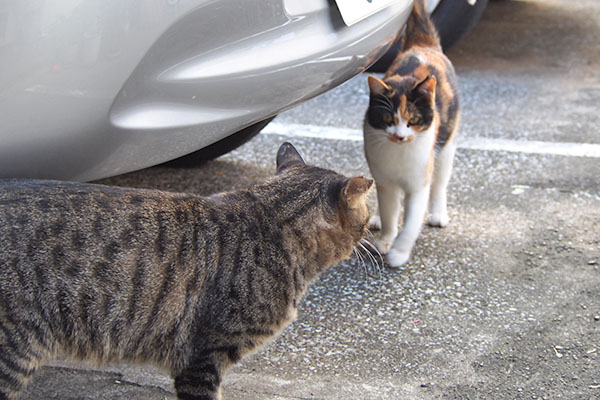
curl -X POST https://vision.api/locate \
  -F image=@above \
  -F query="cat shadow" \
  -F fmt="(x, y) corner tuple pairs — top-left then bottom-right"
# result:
(22, 364), (176, 400)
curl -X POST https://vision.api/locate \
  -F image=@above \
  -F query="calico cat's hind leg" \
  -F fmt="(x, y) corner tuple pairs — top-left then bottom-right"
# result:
(428, 141), (456, 228)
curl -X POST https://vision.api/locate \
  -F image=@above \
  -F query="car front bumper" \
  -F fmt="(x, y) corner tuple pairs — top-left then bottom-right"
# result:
(0, 0), (411, 180)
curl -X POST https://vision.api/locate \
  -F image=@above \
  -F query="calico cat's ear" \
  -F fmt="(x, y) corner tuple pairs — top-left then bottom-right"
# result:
(342, 176), (374, 209)
(367, 76), (392, 95)
(276, 142), (306, 173)
(414, 75), (436, 103)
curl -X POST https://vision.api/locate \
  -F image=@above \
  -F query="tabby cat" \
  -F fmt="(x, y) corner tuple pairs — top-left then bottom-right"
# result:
(363, 0), (460, 267)
(0, 142), (373, 400)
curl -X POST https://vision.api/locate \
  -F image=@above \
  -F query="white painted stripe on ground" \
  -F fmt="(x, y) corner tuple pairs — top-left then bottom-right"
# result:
(265, 122), (363, 142)
(458, 138), (600, 158)
(263, 122), (600, 158)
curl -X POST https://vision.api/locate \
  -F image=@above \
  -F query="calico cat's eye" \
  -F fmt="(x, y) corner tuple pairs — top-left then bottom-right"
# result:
(383, 114), (394, 124)
(408, 116), (421, 126)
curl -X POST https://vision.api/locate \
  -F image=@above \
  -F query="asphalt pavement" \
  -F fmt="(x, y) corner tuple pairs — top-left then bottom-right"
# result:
(21, 0), (599, 399)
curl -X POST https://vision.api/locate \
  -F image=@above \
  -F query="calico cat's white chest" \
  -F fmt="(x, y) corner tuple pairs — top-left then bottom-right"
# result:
(364, 122), (436, 191)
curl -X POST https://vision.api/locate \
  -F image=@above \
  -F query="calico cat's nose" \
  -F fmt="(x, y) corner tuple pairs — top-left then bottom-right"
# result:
(388, 133), (414, 143)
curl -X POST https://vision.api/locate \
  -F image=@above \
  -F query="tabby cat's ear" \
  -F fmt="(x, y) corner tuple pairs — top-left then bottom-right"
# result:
(367, 76), (391, 95)
(276, 142), (306, 173)
(342, 176), (374, 209)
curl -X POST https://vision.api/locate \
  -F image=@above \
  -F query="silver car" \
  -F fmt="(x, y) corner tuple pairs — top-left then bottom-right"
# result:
(0, 0), (486, 181)
(0, 0), (412, 181)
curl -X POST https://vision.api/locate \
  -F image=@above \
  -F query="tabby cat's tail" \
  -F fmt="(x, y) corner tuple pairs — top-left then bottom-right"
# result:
(403, 0), (442, 51)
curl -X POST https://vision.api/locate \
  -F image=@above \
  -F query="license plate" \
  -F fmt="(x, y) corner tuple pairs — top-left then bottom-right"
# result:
(334, 0), (400, 26)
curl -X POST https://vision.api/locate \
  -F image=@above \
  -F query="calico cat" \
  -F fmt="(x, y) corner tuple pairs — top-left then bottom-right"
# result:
(363, 0), (460, 268)
(0, 142), (373, 400)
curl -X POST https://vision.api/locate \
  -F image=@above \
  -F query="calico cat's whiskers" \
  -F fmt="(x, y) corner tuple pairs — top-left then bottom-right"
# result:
(369, 136), (392, 159)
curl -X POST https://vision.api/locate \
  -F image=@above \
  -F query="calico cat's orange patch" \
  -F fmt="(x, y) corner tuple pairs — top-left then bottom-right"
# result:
(425, 147), (435, 186)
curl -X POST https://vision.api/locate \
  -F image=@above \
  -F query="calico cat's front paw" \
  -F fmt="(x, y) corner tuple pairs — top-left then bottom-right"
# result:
(368, 215), (381, 230)
(427, 212), (449, 228)
(386, 249), (411, 268)
(374, 236), (393, 254)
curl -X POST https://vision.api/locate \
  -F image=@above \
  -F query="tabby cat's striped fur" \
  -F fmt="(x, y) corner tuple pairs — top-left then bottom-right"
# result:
(0, 143), (373, 400)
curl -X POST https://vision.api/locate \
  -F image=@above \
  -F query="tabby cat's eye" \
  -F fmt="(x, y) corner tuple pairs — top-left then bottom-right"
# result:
(383, 114), (393, 124)
(408, 116), (421, 126)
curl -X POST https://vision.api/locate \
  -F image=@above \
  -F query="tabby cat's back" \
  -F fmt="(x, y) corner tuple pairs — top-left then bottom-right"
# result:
(0, 142), (373, 400)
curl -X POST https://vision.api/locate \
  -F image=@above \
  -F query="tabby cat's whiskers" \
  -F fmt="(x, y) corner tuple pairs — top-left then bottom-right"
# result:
(349, 231), (384, 279)
(361, 235), (385, 273)
(358, 241), (382, 279)
(353, 247), (369, 278)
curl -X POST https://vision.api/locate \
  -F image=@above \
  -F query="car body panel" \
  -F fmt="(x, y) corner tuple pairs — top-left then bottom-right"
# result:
(0, 0), (411, 181)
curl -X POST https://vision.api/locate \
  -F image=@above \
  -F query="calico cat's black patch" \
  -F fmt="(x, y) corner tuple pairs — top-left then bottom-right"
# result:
(436, 93), (460, 150)
(393, 54), (420, 76)
(366, 93), (400, 130)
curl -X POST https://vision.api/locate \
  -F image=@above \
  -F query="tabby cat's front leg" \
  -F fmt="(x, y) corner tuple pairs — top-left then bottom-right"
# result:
(174, 354), (228, 400)
(387, 186), (431, 267)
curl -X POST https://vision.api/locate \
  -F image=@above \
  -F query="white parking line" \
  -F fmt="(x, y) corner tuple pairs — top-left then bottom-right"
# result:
(263, 122), (600, 158)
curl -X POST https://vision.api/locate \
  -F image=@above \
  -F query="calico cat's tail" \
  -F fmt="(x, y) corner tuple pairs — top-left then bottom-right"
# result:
(402, 0), (442, 51)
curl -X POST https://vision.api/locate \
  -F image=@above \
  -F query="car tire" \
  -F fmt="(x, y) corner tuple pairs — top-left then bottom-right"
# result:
(368, 0), (488, 73)
(431, 0), (488, 51)
(161, 116), (275, 168)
